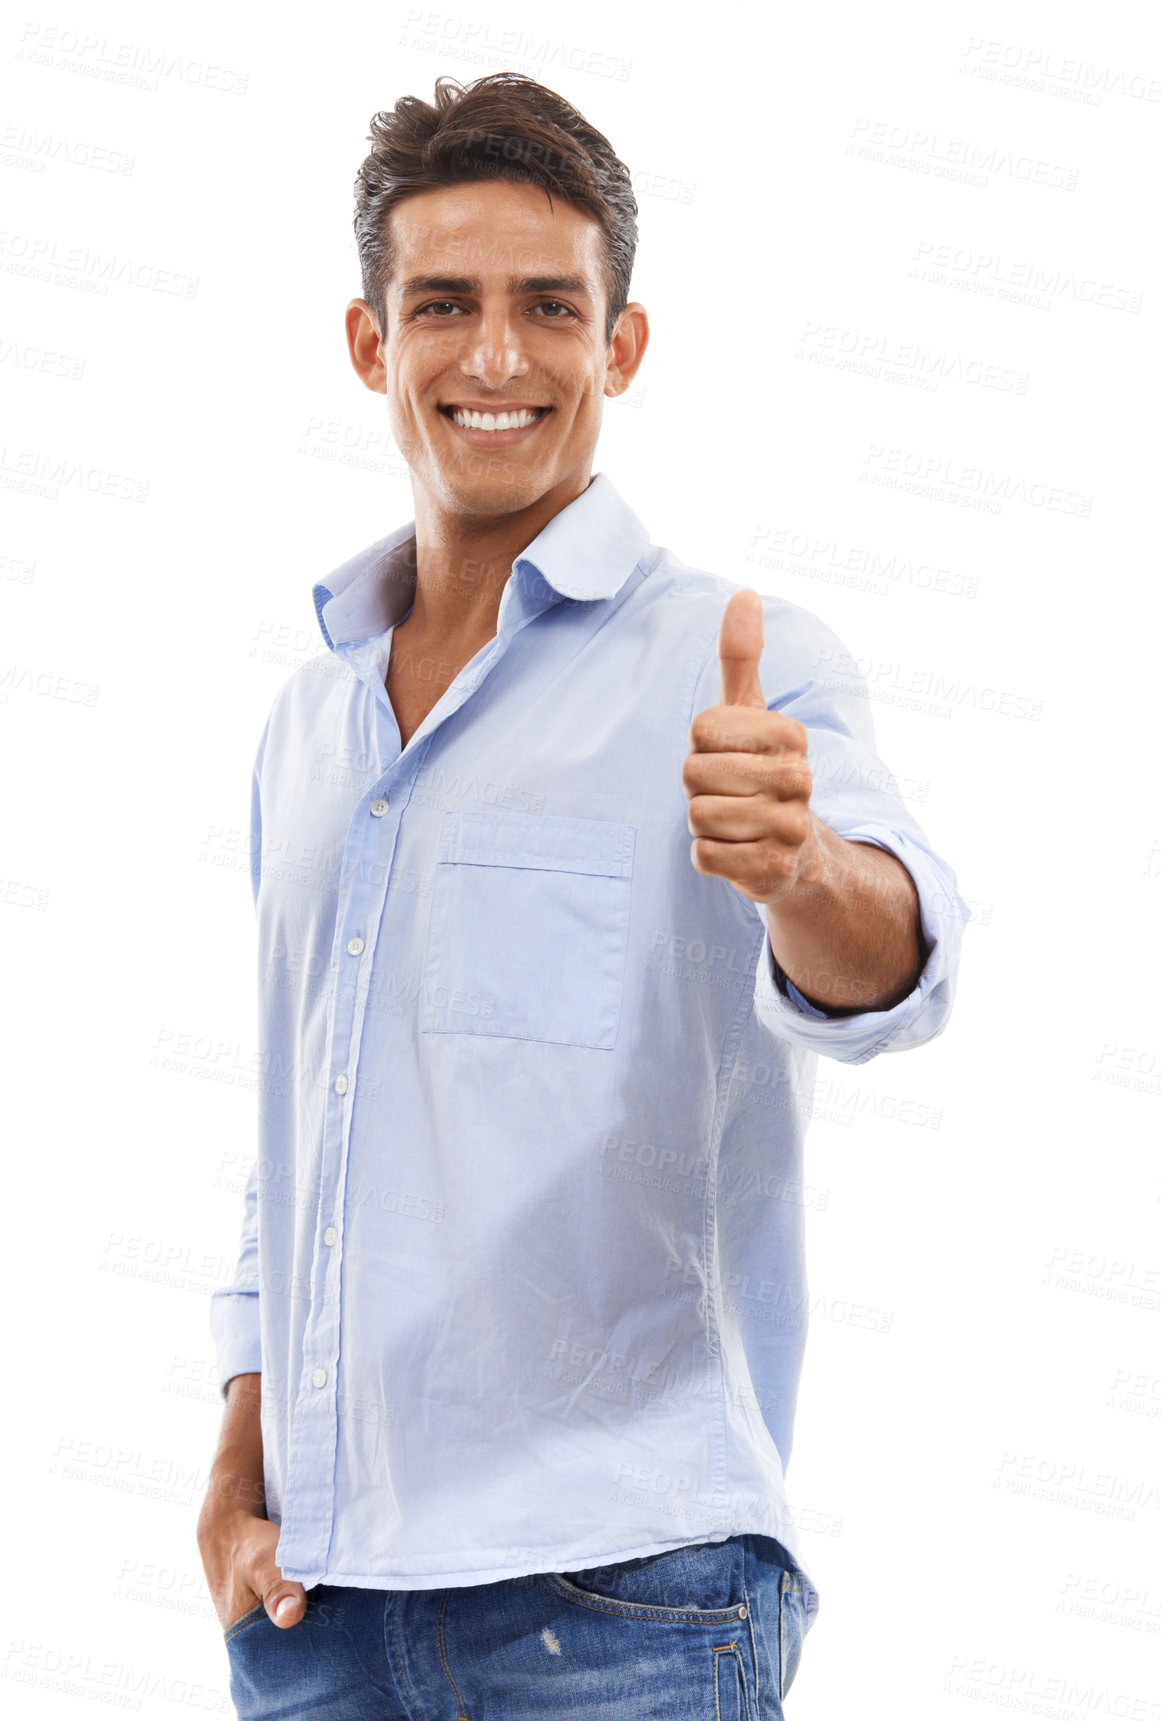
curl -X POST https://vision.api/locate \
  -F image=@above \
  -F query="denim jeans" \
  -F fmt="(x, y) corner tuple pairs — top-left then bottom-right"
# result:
(222, 1533), (811, 1719)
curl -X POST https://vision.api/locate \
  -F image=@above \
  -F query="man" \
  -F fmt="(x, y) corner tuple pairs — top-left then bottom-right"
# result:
(198, 72), (965, 1719)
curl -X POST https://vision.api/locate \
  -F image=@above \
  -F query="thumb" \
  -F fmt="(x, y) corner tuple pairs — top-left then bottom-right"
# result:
(267, 1583), (307, 1628)
(717, 588), (766, 709)
(250, 1526), (308, 1628)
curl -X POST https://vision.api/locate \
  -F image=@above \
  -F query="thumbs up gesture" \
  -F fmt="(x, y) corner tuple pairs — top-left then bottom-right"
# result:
(682, 589), (818, 905)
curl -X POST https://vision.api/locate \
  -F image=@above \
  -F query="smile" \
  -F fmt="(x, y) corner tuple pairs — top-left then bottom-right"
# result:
(439, 405), (551, 433)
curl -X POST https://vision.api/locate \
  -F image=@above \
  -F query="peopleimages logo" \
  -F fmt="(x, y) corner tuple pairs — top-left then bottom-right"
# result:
(959, 36), (1161, 104)
(860, 444), (1092, 517)
(747, 526), (978, 604)
(795, 321), (1030, 394)
(400, 10), (632, 81)
(813, 647), (1043, 723)
(846, 116), (1079, 189)
(14, 21), (249, 94)
(911, 240), (1143, 313)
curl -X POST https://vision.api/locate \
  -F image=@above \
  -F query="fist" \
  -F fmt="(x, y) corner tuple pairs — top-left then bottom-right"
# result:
(682, 589), (816, 905)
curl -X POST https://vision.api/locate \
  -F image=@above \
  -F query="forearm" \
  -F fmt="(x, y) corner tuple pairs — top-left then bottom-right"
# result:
(764, 818), (925, 1013)
(196, 1371), (306, 1627)
(200, 1372), (267, 1519)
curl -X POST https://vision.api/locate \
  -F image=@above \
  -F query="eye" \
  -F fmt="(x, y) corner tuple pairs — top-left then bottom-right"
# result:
(534, 300), (576, 319)
(415, 300), (465, 318)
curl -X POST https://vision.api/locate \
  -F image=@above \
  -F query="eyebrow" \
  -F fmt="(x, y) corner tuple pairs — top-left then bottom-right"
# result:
(398, 273), (593, 299)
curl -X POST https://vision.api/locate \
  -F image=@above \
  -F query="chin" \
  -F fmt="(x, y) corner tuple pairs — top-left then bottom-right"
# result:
(436, 468), (553, 516)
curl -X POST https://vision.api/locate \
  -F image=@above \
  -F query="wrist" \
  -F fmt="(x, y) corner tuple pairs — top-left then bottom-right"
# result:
(761, 814), (837, 921)
(760, 826), (925, 1012)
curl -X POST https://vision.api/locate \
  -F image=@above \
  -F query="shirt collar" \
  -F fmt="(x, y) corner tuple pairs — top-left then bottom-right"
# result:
(312, 470), (652, 650)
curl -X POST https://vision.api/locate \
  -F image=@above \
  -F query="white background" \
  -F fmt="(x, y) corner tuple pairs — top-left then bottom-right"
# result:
(3, 0), (1159, 1716)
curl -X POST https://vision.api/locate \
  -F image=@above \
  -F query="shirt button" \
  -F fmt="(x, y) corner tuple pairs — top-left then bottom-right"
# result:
(334, 1074), (349, 1095)
(312, 1368), (327, 1389)
(346, 936), (365, 956)
(323, 1226), (338, 1246)
(370, 798), (389, 817)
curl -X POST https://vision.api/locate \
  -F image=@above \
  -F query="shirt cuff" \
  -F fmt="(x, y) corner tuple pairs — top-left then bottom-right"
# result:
(782, 971), (835, 1019)
(209, 1290), (262, 1398)
(750, 825), (967, 1064)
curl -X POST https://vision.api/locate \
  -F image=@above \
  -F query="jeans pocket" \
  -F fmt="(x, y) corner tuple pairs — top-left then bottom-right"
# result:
(713, 1639), (753, 1721)
(223, 1599), (266, 1642)
(421, 810), (636, 1049)
(547, 1538), (749, 1624)
(778, 1574), (807, 1697)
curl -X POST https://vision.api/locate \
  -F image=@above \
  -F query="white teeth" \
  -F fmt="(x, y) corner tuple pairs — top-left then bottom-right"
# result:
(449, 407), (541, 431)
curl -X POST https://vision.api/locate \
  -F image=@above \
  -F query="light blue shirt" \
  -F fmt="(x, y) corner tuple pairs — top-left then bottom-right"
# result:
(210, 472), (967, 1628)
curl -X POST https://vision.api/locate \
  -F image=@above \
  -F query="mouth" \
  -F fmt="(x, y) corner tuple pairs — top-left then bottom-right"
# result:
(437, 403), (552, 441)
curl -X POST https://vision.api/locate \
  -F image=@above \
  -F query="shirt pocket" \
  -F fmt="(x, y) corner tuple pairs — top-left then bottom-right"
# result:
(421, 809), (636, 1050)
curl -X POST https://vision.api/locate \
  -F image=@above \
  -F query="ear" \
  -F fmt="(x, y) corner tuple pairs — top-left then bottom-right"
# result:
(346, 299), (387, 395)
(604, 302), (650, 398)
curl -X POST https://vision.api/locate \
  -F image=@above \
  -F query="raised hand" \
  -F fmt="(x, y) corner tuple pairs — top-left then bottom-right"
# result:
(682, 589), (817, 905)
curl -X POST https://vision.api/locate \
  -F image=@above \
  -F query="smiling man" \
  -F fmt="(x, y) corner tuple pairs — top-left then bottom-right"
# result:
(198, 73), (966, 1721)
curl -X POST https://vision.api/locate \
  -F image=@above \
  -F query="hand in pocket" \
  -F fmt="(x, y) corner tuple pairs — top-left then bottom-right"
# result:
(197, 1507), (308, 1632)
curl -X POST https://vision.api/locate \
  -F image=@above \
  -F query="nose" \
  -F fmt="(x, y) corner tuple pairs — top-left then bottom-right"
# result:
(458, 305), (530, 388)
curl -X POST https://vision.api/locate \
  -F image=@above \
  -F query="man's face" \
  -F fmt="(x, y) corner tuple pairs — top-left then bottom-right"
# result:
(350, 176), (644, 519)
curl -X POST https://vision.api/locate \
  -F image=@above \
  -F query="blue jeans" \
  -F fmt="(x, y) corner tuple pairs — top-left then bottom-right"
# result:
(223, 1533), (811, 1718)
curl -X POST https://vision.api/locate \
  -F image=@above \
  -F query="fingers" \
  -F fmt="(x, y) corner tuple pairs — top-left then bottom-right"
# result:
(683, 747), (811, 804)
(222, 1584), (264, 1631)
(690, 834), (804, 898)
(688, 704), (806, 758)
(688, 795), (812, 846)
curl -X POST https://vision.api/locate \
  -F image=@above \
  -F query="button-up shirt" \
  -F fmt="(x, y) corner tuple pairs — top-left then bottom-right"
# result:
(209, 472), (966, 1628)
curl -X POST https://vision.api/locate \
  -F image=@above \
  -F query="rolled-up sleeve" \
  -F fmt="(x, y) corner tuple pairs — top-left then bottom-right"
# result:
(750, 821), (967, 1064)
(208, 734), (267, 1395)
(692, 591), (969, 1066)
(209, 1155), (262, 1395)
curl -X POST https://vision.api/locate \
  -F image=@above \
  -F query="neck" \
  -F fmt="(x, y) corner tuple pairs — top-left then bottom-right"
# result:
(403, 470), (592, 643)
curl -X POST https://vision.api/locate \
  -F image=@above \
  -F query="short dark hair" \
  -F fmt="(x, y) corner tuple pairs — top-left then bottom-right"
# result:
(353, 73), (638, 346)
